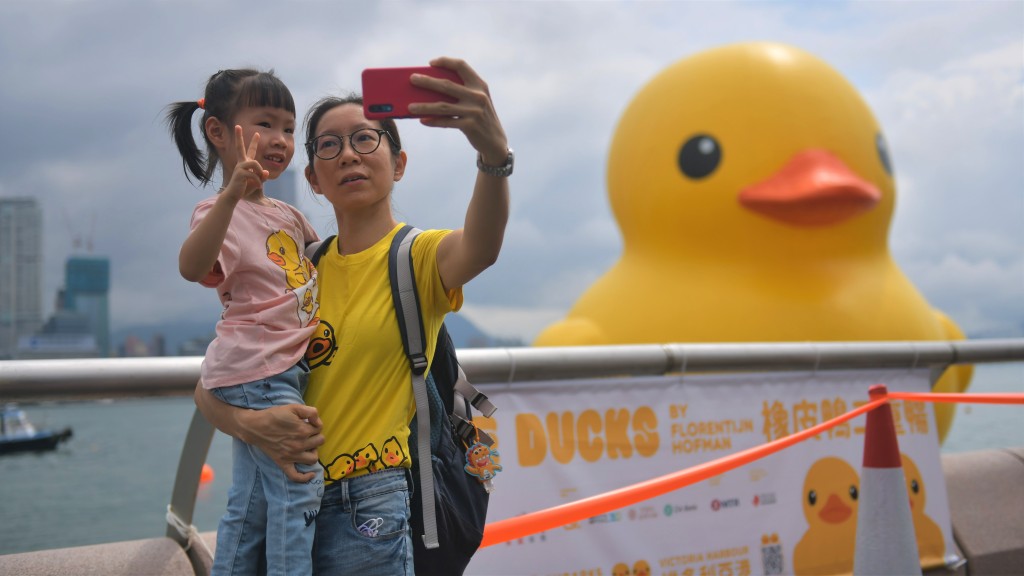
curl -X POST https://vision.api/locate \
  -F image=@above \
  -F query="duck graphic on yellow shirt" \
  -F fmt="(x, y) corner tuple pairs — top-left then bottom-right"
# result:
(371, 436), (408, 472)
(354, 443), (379, 474)
(533, 42), (971, 443)
(793, 457), (860, 574)
(323, 454), (355, 482)
(305, 320), (336, 369)
(902, 453), (946, 567)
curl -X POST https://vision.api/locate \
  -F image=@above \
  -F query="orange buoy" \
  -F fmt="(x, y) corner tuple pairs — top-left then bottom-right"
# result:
(200, 463), (215, 484)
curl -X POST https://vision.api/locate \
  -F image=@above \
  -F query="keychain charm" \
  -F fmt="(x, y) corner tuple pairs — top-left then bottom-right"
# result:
(464, 441), (502, 493)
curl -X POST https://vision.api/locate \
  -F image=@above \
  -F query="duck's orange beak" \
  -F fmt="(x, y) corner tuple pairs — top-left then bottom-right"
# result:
(819, 493), (854, 524)
(739, 149), (881, 227)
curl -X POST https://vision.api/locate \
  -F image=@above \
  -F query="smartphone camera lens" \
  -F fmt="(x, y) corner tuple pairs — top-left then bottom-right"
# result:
(369, 104), (393, 113)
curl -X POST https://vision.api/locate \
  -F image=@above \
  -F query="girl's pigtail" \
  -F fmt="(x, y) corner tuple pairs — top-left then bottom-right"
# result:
(164, 100), (210, 185)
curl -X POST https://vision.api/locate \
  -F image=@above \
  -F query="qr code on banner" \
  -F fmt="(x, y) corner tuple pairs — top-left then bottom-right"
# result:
(761, 543), (784, 575)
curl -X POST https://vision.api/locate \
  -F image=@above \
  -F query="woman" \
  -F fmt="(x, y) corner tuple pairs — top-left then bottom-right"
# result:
(195, 57), (511, 575)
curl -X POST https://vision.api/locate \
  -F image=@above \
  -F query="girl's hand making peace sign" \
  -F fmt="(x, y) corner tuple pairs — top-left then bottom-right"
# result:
(222, 125), (270, 202)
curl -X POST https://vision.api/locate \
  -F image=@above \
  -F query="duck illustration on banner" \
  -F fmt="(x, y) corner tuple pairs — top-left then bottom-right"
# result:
(902, 453), (946, 566)
(792, 454), (946, 573)
(534, 41), (971, 442)
(793, 457), (860, 574)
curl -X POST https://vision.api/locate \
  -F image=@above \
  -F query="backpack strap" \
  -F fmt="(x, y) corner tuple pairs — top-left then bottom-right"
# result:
(389, 226), (429, 376)
(387, 225), (440, 550)
(304, 236), (335, 265)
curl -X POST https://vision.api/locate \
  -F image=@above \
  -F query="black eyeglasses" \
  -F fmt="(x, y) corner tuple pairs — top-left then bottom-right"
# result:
(306, 128), (392, 160)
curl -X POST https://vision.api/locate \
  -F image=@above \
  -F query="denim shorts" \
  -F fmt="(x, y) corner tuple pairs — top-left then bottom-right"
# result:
(209, 361), (322, 576)
(312, 467), (413, 575)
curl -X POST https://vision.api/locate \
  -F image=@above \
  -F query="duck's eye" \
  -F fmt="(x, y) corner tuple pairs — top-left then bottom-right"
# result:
(876, 132), (893, 175)
(910, 479), (919, 494)
(807, 490), (817, 506)
(677, 134), (722, 179)
(849, 485), (859, 501)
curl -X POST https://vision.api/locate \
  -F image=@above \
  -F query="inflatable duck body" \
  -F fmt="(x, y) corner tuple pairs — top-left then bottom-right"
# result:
(534, 42), (971, 441)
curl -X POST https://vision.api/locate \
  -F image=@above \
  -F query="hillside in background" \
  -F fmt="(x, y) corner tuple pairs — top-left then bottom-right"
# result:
(113, 312), (522, 357)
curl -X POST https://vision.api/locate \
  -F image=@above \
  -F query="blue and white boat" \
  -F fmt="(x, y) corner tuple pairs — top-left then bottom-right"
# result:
(0, 404), (72, 455)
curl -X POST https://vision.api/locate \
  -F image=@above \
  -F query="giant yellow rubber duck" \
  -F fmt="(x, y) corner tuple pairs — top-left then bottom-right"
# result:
(534, 42), (971, 442)
(793, 457), (860, 575)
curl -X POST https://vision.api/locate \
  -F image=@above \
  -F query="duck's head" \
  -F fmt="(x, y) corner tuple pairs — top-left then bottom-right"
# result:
(801, 456), (860, 528)
(305, 320), (336, 369)
(901, 453), (928, 513)
(608, 42), (895, 261)
(267, 230), (301, 270)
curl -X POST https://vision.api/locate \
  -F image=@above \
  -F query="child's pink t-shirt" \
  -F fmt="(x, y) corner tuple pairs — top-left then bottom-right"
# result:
(189, 196), (321, 388)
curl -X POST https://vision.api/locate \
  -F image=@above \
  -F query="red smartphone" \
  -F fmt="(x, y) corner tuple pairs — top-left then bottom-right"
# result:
(361, 66), (463, 119)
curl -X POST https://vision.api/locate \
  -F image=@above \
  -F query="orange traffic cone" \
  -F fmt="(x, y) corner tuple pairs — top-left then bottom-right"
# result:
(853, 384), (922, 576)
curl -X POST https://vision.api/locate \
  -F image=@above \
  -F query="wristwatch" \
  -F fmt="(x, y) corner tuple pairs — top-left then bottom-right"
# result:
(477, 148), (514, 177)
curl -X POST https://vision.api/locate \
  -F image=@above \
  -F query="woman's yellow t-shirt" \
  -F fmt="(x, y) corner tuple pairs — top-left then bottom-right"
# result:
(304, 224), (462, 483)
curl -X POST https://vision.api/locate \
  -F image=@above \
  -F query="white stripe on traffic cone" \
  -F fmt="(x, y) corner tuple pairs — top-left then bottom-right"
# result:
(853, 384), (922, 576)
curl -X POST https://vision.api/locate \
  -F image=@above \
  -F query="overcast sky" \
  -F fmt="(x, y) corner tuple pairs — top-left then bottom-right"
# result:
(1, 0), (1021, 345)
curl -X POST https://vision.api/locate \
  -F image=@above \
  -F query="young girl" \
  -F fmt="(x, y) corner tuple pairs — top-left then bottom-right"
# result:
(166, 68), (323, 576)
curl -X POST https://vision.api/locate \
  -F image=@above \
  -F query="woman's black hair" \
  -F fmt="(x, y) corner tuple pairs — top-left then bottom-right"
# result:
(303, 94), (402, 168)
(165, 69), (296, 186)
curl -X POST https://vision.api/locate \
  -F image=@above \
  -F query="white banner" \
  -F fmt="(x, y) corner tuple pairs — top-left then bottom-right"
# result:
(466, 369), (956, 576)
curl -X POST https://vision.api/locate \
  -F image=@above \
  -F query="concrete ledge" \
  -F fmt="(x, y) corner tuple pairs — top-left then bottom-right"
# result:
(2, 449), (1022, 575)
(942, 447), (1024, 575)
(0, 536), (194, 576)
(191, 531), (217, 575)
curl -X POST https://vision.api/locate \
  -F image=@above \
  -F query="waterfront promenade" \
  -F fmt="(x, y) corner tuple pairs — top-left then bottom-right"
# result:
(1, 341), (1022, 574)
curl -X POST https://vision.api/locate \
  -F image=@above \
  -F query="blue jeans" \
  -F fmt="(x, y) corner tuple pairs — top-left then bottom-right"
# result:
(312, 467), (413, 575)
(210, 362), (324, 576)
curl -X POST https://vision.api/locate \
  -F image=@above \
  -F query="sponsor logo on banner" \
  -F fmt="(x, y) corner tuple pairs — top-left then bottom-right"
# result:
(710, 497), (741, 511)
(663, 503), (698, 517)
(588, 511), (622, 525)
(753, 492), (778, 507)
(628, 506), (659, 521)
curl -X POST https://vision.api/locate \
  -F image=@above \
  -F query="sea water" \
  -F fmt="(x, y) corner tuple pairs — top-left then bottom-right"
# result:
(0, 362), (1021, 555)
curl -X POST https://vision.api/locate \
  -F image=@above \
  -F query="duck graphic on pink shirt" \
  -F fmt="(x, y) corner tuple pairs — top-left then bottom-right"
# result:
(266, 230), (319, 327)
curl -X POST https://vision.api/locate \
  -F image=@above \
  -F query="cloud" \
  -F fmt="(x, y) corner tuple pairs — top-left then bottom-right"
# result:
(1, 0), (1021, 347)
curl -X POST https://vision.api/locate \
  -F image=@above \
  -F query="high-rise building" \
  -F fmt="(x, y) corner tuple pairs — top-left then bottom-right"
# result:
(17, 307), (99, 359)
(63, 256), (111, 356)
(264, 168), (298, 207)
(0, 198), (43, 359)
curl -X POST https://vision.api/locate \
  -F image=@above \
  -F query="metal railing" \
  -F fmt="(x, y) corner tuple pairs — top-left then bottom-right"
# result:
(2, 338), (1023, 550)
(4, 338), (1024, 399)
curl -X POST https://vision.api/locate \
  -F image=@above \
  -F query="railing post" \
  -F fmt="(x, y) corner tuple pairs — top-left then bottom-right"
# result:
(166, 407), (215, 545)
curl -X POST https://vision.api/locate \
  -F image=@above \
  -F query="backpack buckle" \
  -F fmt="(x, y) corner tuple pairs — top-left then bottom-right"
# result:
(453, 414), (494, 447)
(411, 353), (428, 376)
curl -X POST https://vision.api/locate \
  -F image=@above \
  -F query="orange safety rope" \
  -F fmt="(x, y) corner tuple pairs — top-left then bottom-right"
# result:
(481, 395), (888, 547)
(889, 391), (1024, 404)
